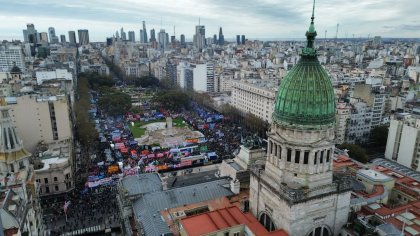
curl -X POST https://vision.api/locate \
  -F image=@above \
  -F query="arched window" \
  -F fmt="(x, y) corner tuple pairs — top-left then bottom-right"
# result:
(259, 213), (275, 232)
(307, 226), (331, 236)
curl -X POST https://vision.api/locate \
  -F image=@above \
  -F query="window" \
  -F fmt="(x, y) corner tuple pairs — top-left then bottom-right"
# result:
(326, 150), (331, 162)
(224, 232), (229, 236)
(233, 233), (240, 236)
(54, 177), (58, 182)
(55, 186), (59, 191)
(320, 151), (324, 164)
(295, 150), (300, 163)
(278, 146), (282, 159)
(44, 178), (48, 184)
(304, 151), (309, 164)
(287, 149), (292, 162)
(9, 163), (14, 172)
(314, 151), (318, 164)
(45, 187), (50, 193)
(19, 161), (24, 169)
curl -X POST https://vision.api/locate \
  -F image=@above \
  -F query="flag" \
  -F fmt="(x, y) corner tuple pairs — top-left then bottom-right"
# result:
(63, 200), (71, 214)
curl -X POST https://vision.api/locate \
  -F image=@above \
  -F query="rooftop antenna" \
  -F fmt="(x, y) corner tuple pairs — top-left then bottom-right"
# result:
(324, 30), (327, 47)
(173, 25), (176, 36)
(199, 17), (201, 26)
(311, 0), (315, 23)
(335, 23), (339, 42)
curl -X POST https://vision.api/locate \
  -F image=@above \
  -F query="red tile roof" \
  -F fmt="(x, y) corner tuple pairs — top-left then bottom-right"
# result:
(181, 206), (288, 236)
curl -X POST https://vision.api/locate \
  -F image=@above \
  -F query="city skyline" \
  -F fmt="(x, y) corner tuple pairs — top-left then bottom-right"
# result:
(0, 0), (419, 42)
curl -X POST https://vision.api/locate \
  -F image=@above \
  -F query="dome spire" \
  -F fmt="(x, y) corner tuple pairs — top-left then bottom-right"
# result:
(303, 0), (317, 56)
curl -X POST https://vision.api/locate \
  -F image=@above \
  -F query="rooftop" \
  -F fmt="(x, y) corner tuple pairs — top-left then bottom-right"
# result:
(133, 178), (233, 236)
(181, 206), (288, 236)
(357, 169), (393, 183)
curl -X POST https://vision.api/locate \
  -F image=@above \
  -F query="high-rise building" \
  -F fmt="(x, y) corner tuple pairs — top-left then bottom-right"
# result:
(48, 27), (59, 43)
(121, 27), (126, 41)
(236, 35), (240, 45)
(77, 29), (90, 45)
(218, 27), (224, 45)
(140, 30), (145, 43)
(39, 32), (49, 44)
(213, 34), (217, 44)
(385, 115), (420, 171)
(24, 23), (38, 44)
(241, 35), (246, 44)
(60, 34), (66, 43)
(249, 5), (351, 236)
(142, 21), (148, 43)
(171, 36), (176, 44)
(68, 31), (77, 46)
(150, 29), (156, 42)
(158, 29), (168, 51)
(0, 44), (25, 72)
(180, 34), (185, 47)
(128, 31), (135, 42)
(48, 27), (55, 42)
(193, 24), (206, 50)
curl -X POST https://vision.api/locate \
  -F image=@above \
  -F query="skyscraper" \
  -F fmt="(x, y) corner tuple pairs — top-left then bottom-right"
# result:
(39, 32), (48, 44)
(140, 30), (145, 43)
(218, 27), (224, 45)
(77, 29), (90, 45)
(236, 35), (240, 45)
(213, 34), (217, 44)
(68, 31), (77, 46)
(158, 29), (168, 51)
(193, 23), (206, 50)
(180, 34), (185, 47)
(120, 27), (126, 41)
(128, 31), (135, 42)
(24, 23), (37, 44)
(249, 3), (351, 236)
(60, 35), (66, 43)
(150, 29), (156, 42)
(48, 27), (59, 43)
(142, 21), (148, 43)
(241, 35), (246, 45)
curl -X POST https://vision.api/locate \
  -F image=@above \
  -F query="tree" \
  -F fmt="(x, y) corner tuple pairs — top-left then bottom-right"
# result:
(337, 143), (369, 163)
(154, 90), (190, 111)
(98, 89), (132, 116)
(244, 112), (269, 137)
(370, 125), (389, 146)
(134, 76), (160, 88)
(74, 75), (98, 146)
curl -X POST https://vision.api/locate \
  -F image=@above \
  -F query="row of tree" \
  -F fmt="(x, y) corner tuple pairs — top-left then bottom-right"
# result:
(74, 75), (98, 147)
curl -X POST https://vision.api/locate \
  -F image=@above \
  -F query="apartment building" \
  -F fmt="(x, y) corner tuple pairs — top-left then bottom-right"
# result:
(230, 80), (277, 123)
(7, 95), (72, 153)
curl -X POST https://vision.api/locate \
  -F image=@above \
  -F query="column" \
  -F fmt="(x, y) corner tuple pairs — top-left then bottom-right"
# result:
(280, 146), (287, 168)
(299, 150), (304, 173)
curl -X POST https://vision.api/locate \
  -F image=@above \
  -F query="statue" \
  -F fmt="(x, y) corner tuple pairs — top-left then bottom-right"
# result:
(243, 133), (263, 150)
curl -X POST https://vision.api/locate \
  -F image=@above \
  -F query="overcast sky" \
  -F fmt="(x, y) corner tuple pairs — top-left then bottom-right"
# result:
(0, 0), (419, 42)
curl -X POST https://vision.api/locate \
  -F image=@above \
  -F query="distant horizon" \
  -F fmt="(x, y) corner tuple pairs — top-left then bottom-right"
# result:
(0, 0), (419, 41)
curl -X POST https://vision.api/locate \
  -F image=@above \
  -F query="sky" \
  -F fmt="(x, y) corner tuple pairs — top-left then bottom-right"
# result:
(0, 0), (419, 42)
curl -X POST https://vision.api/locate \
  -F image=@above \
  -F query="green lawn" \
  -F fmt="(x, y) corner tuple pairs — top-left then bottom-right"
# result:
(129, 125), (146, 138)
(129, 117), (187, 138)
(172, 117), (187, 127)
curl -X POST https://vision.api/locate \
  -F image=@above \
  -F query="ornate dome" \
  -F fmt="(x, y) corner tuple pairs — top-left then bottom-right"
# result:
(273, 12), (335, 128)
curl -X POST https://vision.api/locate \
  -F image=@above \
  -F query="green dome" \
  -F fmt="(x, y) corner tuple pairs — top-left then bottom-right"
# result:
(272, 16), (335, 128)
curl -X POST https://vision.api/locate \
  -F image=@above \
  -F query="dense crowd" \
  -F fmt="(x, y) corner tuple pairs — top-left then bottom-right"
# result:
(43, 91), (254, 235)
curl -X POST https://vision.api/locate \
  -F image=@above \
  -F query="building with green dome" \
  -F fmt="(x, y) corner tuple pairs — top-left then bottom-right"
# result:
(249, 2), (352, 236)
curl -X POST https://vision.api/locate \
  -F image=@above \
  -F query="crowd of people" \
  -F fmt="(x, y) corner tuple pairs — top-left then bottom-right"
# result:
(43, 89), (255, 235)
